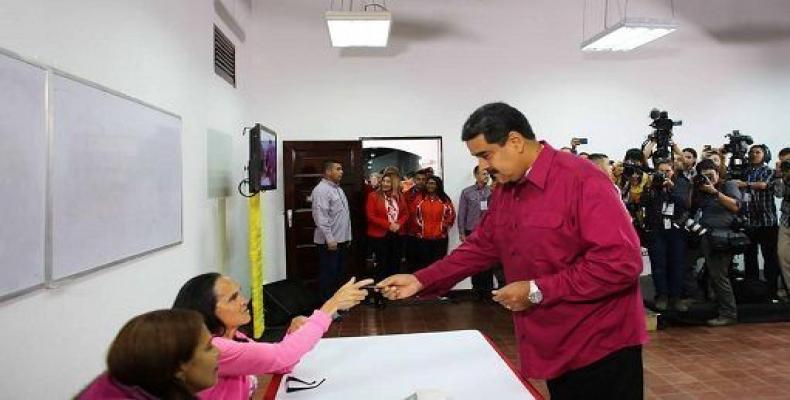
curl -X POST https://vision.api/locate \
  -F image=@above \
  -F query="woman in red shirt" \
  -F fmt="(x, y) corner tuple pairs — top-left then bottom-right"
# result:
(366, 173), (409, 286)
(413, 175), (456, 271)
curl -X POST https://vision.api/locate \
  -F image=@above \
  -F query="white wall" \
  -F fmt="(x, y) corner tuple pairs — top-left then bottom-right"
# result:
(1, 0), (789, 398)
(0, 0), (259, 397)
(248, 0), (790, 283)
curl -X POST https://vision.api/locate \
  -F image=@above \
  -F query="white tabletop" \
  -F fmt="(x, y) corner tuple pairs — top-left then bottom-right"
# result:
(273, 330), (537, 400)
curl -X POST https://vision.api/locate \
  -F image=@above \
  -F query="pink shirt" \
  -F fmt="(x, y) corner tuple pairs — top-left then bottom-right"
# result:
(199, 310), (332, 400)
(414, 142), (648, 379)
(78, 372), (158, 400)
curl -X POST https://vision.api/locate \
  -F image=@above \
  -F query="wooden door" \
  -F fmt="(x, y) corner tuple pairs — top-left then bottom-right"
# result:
(282, 141), (365, 289)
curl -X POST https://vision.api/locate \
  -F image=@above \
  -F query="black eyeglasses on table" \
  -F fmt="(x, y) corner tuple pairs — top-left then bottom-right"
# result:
(285, 375), (327, 393)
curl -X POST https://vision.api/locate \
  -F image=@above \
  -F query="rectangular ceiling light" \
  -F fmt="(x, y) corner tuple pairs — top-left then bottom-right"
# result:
(325, 11), (391, 47)
(581, 18), (678, 52)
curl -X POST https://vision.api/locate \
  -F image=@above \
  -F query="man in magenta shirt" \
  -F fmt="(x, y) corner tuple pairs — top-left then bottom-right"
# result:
(379, 102), (648, 399)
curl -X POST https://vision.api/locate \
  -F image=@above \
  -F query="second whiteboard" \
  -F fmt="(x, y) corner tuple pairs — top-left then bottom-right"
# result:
(51, 73), (182, 280)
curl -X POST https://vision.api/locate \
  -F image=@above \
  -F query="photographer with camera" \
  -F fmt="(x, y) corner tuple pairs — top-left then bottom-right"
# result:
(703, 148), (729, 181)
(620, 149), (652, 244)
(692, 159), (743, 326)
(774, 148), (790, 295)
(640, 159), (692, 311)
(672, 147), (708, 303)
(620, 149), (652, 188)
(735, 144), (782, 300)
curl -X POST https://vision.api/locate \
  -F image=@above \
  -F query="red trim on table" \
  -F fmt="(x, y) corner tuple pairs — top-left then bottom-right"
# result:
(482, 333), (545, 400)
(263, 374), (283, 400)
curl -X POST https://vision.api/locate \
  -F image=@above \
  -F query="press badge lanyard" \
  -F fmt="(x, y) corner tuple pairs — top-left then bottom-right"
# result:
(662, 201), (675, 230)
(477, 185), (489, 211)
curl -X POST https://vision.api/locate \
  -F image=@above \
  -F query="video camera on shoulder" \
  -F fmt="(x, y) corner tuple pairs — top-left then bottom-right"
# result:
(721, 130), (753, 180)
(647, 108), (682, 161)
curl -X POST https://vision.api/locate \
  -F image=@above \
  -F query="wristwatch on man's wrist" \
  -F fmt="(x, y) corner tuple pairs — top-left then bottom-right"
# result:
(528, 280), (543, 304)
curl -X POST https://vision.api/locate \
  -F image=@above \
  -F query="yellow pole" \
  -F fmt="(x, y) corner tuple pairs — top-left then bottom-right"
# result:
(248, 193), (264, 338)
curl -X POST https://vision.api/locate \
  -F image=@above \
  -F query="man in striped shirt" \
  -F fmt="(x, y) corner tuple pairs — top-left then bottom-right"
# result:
(736, 144), (781, 299)
(775, 148), (790, 296)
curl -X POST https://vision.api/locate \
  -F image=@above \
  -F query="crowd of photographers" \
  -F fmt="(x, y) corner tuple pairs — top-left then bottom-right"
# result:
(564, 117), (790, 327)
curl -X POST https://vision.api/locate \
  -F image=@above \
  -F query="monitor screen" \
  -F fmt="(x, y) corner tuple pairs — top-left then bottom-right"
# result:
(248, 124), (277, 193)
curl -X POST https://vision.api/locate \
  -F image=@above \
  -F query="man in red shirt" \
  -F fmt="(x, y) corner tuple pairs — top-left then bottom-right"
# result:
(402, 169), (428, 272)
(378, 102), (647, 399)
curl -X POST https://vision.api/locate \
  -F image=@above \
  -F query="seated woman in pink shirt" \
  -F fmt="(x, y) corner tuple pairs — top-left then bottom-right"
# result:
(173, 273), (372, 400)
(78, 309), (220, 400)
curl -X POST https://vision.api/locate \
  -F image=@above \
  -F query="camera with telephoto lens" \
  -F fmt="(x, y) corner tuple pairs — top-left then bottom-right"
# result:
(671, 211), (708, 237)
(648, 108), (682, 161)
(652, 171), (668, 188)
(721, 130), (753, 180)
(683, 219), (708, 236)
(693, 174), (710, 188)
(623, 160), (643, 178)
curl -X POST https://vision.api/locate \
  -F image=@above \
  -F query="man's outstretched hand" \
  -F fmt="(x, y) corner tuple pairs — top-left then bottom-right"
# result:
(376, 274), (424, 300)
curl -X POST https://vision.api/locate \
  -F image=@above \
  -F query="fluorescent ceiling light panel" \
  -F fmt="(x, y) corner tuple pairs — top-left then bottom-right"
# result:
(326, 11), (391, 47)
(581, 18), (678, 51)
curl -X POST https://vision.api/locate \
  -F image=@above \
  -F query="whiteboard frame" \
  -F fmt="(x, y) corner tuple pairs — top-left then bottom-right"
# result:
(0, 46), (183, 302)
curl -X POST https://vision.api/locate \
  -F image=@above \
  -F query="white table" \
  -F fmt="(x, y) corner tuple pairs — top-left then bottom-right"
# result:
(268, 330), (541, 400)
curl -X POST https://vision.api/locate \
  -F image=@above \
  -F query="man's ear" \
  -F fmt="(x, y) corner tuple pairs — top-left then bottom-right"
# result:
(507, 131), (526, 153)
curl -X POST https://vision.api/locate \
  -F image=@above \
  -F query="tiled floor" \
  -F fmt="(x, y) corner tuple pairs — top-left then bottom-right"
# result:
(325, 296), (790, 399)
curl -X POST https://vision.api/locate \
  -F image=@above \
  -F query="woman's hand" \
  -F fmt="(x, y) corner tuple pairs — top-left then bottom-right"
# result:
(320, 277), (373, 316)
(286, 316), (309, 334)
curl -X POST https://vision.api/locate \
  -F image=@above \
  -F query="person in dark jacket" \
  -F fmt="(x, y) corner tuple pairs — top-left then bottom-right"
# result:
(640, 159), (692, 311)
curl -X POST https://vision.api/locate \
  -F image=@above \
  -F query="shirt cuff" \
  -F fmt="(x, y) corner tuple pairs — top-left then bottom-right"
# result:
(529, 280), (542, 304)
(310, 309), (333, 331)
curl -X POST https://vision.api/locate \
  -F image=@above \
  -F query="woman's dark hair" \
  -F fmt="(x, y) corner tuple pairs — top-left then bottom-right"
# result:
(426, 175), (451, 203)
(461, 102), (535, 144)
(107, 309), (204, 399)
(624, 148), (648, 167)
(173, 273), (226, 336)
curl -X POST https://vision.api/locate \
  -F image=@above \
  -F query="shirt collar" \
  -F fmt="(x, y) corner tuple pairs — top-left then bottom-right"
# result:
(515, 141), (553, 190)
(322, 177), (339, 188)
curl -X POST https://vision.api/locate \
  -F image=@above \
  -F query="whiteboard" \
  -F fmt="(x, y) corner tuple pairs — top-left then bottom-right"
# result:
(50, 73), (182, 280)
(275, 330), (536, 400)
(0, 51), (47, 298)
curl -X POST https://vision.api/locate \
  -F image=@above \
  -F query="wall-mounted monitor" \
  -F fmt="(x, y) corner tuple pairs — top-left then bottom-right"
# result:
(248, 123), (277, 193)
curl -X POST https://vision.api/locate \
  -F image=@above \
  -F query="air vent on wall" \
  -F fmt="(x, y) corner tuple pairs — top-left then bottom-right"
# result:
(214, 25), (236, 87)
